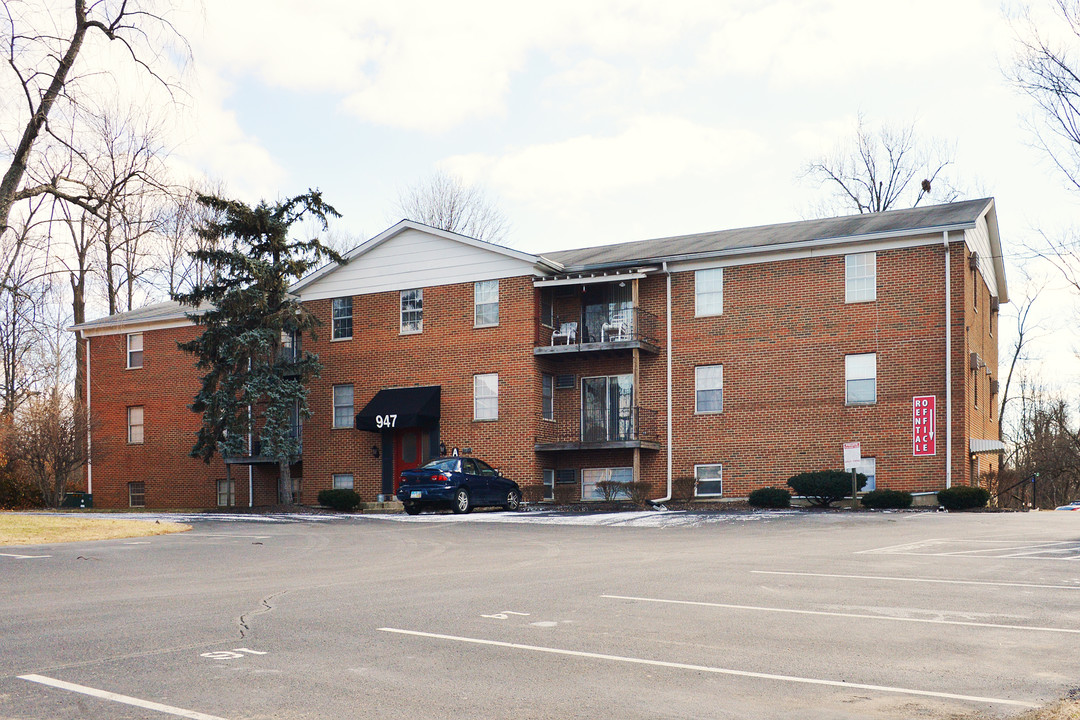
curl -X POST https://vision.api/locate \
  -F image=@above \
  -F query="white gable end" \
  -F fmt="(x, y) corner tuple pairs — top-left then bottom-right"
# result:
(297, 227), (545, 300)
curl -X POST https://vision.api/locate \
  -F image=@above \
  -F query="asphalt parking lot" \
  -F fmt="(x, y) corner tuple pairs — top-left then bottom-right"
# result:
(1, 509), (1078, 719)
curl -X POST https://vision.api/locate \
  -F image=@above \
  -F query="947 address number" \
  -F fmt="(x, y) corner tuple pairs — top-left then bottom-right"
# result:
(375, 414), (397, 429)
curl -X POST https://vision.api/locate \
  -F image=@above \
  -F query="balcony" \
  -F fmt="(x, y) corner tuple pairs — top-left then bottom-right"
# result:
(535, 406), (662, 452)
(535, 306), (661, 356)
(224, 426), (303, 465)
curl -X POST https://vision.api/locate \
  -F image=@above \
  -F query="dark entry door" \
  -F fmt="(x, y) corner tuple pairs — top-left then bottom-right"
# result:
(393, 428), (425, 494)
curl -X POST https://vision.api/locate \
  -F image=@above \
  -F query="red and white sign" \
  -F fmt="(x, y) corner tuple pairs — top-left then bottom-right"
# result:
(843, 442), (861, 469)
(913, 395), (936, 456)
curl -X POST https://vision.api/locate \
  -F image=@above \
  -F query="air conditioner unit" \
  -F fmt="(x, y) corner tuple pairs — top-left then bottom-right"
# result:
(990, 296), (1000, 313)
(556, 468), (578, 485)
(968, 251), (979, 270)
(990, 379), (999, 395)
(555, 374), (575, 389)
(970, 352), (981, 370)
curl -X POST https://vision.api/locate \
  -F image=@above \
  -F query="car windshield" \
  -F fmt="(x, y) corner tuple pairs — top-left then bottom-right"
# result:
(421, 458), (459, 472)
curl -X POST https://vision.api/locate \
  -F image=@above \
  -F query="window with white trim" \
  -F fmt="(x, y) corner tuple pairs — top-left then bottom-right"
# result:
(474, 280), (499, 327)
(542, 469), (555, 501)
(581, 467), (632, 501)
(854, 457), (876, 492)
(332, 297), (353, 340)
(333, 473), (354, 490)
(127, 333), (143, 369)
(695, 365), (723, 413)
(845, 353), (876, 404)
(695, 464), (723, 497)
(695, 268), (724, 316)
(845, 252), (876, 303)
(128, 481), (145, 508)
(401, 288), (423, 334)
(542, 374), (554, 420)
(474, 373), (498, 420)
(333, 384), (354, 429)
(217, 478), (235, 507)
(127, 406), (144, 444)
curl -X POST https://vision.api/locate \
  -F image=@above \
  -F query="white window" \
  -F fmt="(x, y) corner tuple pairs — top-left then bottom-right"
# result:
(695, 464), (723, 497)
(845, 353), (877, 404)
(127, 406), (144, 444)
(581, 467), (632, 501)
(333, 384), (354, 429)
(695, 365), (723, 413)
(332, 297), (353, 340)
(474, 373), (498, 420)
(542, 469), (555, 501)
(542, 374), (554, 421)
(695, 268), (724, 316)
(128, 481), (145, 508)
(217, 478), (235, 507)
(845, 252), (876, 303)
(333, 473), (354, 490)
(401, 289), (423, 334)
(854, 457), (876, 492)
(127, 333), (143, 369)
(474, 280), (499, 327)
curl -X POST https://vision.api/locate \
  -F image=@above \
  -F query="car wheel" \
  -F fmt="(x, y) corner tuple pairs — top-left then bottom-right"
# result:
(452, 488), (472, 514)
(504, 489), (521, 511)
(403, 502), (421, 516)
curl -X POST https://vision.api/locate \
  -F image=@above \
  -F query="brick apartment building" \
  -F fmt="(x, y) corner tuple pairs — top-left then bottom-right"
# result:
(71, 198), (1007, 509)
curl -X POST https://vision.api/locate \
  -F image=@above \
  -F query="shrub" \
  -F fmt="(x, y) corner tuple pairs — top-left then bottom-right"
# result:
(594, 480), (628, 502)
(860, 489), (913, 509)
(521, 485), (547, 504)
(748, 487), (791, 508)
(937, 485), (990, 511)
(626, 481), (652, 506)
(0, 460), (40, 510)
(317, 489), (361, 511)
(787, 470), (868, 508)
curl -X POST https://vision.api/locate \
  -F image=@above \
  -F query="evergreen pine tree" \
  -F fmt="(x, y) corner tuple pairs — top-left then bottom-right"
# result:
(174, 191), (343, 504)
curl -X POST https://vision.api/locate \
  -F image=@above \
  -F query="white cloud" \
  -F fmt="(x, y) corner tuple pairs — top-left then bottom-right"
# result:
(443, 115), (766, 205)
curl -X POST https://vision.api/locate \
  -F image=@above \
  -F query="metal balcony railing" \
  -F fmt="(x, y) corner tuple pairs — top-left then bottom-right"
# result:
(540, 306), (660, 349)
(535, 406), (659, 448)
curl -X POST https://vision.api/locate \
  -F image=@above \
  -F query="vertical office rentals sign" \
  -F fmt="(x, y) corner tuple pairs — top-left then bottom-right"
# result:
(913, 395), (936, 456)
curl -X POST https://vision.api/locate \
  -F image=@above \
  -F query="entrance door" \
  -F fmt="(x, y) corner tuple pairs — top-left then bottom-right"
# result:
(393, 428), (426, 493)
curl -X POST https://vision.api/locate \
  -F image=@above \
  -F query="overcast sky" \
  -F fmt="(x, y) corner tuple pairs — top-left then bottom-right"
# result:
(16, 1), (1080, 391)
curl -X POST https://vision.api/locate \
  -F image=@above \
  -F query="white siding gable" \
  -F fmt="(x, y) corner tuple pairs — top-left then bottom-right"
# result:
(297, 227), (542, 300)
(965, 214), (999, 300)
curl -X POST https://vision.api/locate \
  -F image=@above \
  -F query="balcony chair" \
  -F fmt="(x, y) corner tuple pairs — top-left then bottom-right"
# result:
(601, 312), (631, 342)
(551, 321), (578, 345)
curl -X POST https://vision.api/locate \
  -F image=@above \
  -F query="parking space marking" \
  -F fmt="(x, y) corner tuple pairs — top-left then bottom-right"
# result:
(602, 594), (1080, 634)
(858, 538), (1080, 561)
(0, 552), (50, 559)
(378, 627), (1037, 708)
(18, 674), (228, 720)
(190, 534), (270, 539)
(752, 570), (1080, 590)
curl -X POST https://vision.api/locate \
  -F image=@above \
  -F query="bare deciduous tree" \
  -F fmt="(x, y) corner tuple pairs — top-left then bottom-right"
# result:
(998, 286), (1044, 444)
(394, 171), (511, 244)
(0, 0), (187, 240)
(803, 114), (960, 215)
(5, 390), (87, 508)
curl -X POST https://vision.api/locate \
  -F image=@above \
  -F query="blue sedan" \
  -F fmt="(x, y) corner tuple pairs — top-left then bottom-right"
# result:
(397, 457), (522, 515)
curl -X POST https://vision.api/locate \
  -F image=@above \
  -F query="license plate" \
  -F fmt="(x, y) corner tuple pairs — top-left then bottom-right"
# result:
(410, 491), (422, 499)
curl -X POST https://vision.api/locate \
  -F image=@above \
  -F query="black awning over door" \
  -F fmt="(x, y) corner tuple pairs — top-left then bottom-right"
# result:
(355, 386), (441, 432)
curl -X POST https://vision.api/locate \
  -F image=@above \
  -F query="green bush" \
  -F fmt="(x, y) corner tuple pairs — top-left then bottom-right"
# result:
(317, 488), (361, 511)
(937, 485), (990, 511)
(860, 489), (913, 509)
(787, 470), (868, 508)
(748, 487), (791, 508)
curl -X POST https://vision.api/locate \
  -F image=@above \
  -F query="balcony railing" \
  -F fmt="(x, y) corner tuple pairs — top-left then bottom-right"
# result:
(537, 306), (660, 353)
(535, 406), (661, 451)
(227, 427), (303, 464)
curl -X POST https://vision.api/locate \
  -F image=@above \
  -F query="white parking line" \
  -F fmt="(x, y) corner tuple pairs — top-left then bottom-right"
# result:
(602, 594), (1080, 634)
(752, 570), (1080, 590)
(192, 534), (270, 539)
(19, 674), (228, 720)
(378, 627), (1037, 708)
(0, 552), (50, 559)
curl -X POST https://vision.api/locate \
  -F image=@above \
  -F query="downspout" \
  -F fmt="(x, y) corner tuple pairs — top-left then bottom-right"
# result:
(944, 231), (953, 489)
(652, 261), (674, 504)
(248, 404), (254, 507)
(84, 332), (92, 496)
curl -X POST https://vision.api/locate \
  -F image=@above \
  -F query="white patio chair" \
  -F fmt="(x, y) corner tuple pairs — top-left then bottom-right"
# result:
(551, 321), (577, 345)
(601, 312), (630, 342)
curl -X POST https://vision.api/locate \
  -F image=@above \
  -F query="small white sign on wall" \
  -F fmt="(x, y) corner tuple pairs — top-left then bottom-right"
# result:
(843, 442), (861, 469)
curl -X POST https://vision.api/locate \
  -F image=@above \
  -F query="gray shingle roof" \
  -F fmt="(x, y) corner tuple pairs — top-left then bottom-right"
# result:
(70, 299), (203, 331)
(543, 198), (994, 270)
